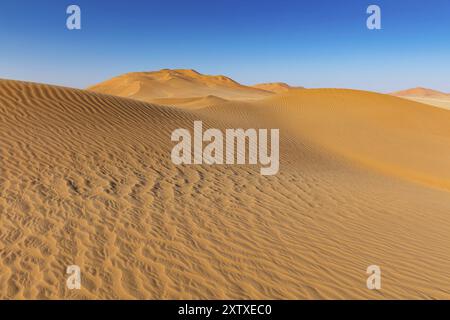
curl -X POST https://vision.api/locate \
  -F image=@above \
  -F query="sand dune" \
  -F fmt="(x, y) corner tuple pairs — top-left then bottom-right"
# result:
(88, 69), (273, 105)
(391, 87), (450, 110)
(1, 80), (450, 299)
(403, 97), (450, 110)
(392, 87), (449, 99)
(252, 82), (303, 94)
(149, 95), (228, 109)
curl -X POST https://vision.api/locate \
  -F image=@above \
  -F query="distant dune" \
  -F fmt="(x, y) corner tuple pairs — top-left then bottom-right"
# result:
(1, 79), (450, 299)
(392, 87), (449, 98)
(252, 82), (302, 94)
(391, 87), (450, 110)
(149, 95), (228, 110)
(88, 69), (273, 107)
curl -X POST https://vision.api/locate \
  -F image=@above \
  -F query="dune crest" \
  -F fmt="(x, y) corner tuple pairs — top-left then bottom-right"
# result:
(391, 87), (450, 110)
(88, 69), (273, 106)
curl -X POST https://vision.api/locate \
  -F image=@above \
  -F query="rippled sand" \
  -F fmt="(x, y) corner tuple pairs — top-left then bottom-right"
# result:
(1, 80), (450, 299)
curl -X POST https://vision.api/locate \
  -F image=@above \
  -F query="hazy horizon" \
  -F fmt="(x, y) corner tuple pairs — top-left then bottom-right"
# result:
(1, 0), (449, 93)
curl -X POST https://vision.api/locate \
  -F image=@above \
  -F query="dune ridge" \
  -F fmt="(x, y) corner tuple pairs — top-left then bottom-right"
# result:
(88, 69), (273, 106)
(252, 82), (303, 94)
(391, 87), (450, 110)
(392, 87), (450, 99)
(1, 80), (450, 299)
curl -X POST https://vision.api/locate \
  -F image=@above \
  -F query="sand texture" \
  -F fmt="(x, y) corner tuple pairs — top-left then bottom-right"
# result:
(1, 80), (450, 299)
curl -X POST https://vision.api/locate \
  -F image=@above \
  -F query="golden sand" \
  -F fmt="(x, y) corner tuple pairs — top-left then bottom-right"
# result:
(392, 87), (450, 110)
(252, 82), (300, 94)
(1, 80), (450, 299)
(88, 69), (272, 107)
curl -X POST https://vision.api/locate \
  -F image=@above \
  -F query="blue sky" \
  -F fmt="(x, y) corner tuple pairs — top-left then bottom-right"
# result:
(0, 0), (449, 92)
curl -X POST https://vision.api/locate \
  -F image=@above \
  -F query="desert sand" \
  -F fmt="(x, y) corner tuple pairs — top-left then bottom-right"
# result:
(392, 87), (450, 110)
(1, 77), (450, 300)
(88, 69), (272, 107)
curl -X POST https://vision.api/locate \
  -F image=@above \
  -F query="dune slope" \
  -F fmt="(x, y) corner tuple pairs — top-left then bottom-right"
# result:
(88, 69), (272, 105)
(1, 80), (450, 299)
(391, 87), (450, 110)
(251, 82), (299, 94)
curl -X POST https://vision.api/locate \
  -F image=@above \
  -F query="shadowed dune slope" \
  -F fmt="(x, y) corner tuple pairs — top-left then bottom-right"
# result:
(1, 80), (450, 299)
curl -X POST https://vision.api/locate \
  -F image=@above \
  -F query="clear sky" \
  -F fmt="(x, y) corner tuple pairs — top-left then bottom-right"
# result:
(0, 0), (449, 92)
